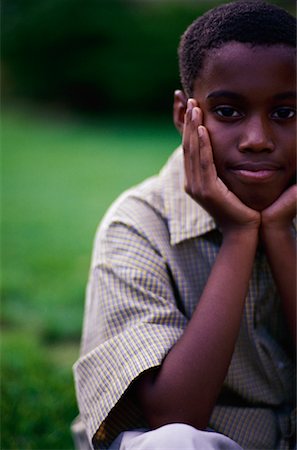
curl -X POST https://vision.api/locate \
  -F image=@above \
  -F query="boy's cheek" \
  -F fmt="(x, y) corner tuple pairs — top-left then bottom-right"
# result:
(202, 115), (226, 137)
(203, 122), (231, 156)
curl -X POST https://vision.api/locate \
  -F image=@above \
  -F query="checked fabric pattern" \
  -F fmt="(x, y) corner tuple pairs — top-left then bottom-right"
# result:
(74, 147), (296, 450)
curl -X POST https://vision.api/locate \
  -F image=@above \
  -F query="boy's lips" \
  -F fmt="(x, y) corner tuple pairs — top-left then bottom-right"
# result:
(228, 161), (282, 182)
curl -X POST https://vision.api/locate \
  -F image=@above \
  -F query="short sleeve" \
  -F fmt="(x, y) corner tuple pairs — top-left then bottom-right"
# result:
(73, 195), (187, 448)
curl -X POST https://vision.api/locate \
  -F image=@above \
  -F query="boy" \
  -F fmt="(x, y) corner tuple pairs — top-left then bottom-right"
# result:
(73, 1), (296, 449)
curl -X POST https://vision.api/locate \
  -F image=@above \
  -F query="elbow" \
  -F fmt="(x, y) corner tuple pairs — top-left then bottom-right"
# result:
(134, 369), (212, 431)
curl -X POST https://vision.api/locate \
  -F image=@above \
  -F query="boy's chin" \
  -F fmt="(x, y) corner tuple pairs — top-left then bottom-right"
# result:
(238, 194), (279, 212)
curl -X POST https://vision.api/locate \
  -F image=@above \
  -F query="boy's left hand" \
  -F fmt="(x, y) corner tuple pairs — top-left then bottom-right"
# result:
(260, 183), (296, 343)
(261, 184), (297, 233)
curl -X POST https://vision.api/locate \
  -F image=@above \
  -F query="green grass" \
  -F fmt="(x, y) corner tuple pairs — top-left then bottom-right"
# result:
(1, 332), (78, 449)
(1, 106), (180, 449)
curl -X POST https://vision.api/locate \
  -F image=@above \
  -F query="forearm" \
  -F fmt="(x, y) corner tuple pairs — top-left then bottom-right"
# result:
(261, 226), (296, 342)
(136, 228), (258, 429)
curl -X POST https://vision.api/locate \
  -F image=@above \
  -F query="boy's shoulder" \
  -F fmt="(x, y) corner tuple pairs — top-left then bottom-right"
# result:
(98, 146), (184, 230)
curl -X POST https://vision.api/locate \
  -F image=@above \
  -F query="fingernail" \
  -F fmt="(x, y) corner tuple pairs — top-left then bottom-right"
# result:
(198, 126), (204, 137)
(187, 99), (193, 110)
(192, 107), (198, 121)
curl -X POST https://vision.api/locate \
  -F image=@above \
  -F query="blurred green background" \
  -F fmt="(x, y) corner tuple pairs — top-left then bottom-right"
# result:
(1, 0), (295, 449)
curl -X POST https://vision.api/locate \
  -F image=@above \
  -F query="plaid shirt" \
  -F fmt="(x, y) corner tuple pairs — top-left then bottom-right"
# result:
(74, 147), (296, 450)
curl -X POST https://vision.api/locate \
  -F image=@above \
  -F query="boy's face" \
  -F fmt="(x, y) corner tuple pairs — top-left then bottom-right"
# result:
(192, 43), (296, 211)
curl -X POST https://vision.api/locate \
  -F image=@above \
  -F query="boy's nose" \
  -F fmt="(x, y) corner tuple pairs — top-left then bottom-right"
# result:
(238, 116), (275, 153)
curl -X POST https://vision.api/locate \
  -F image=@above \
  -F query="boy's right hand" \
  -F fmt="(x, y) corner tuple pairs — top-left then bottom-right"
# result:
(183, 99), (261, 236)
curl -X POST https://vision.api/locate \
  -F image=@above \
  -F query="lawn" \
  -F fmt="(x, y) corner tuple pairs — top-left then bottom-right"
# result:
(1, 106), (180, 449)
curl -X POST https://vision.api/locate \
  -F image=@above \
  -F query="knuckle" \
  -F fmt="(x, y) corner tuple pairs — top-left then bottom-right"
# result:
(200, 160), (209, 171)
(182, 142), (189, 153)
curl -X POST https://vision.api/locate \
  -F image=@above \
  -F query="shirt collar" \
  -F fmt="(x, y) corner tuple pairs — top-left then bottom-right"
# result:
(162, 146), (216, 246)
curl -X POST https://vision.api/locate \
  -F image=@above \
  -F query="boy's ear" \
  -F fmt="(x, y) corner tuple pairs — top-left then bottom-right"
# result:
(173, 90), (187, 134)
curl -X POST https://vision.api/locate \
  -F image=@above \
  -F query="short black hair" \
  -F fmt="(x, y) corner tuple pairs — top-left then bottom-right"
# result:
(178, 0), (296, 96)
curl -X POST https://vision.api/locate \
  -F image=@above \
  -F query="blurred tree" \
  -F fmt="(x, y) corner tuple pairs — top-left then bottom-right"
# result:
(1, 0), (295, 115)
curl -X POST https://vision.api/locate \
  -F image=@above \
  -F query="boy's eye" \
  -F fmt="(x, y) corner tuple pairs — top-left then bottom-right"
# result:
(214, 106), (242, 118)
(271, 107), (296, 120)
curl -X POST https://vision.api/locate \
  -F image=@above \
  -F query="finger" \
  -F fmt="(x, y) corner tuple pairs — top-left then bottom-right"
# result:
(188, 107), (202, 193)
(183, 99), (196, 192)
(182, 99), (194, 151)
(198, 125), (217, 185)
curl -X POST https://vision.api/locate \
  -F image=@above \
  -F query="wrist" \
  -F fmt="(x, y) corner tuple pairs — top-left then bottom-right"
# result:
(222, 226), (259, 245)
(260, 222), (295, 243)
